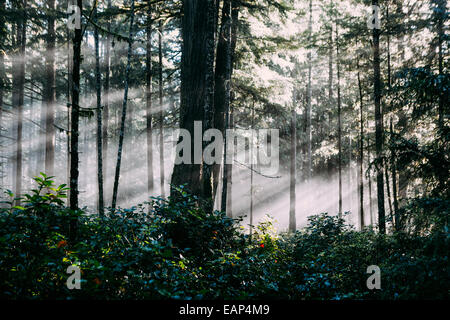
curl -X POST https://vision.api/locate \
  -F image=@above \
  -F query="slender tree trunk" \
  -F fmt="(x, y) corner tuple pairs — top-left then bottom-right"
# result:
(289, 104), (297, 233)
(66, 25), (72, 205)
(146, 1), (154, 196)
(437, 0), (445, 130)
(327, 3), (333, 178)
(385, 160), (393, 219)
(221, 0), (239, 215)
(94, 6), (104, 215)
(103, 0), (112, 190)
(372, 0), (386, 234)
(306, 0), (312, 181)
(367, 122), (374, 226)
(201, 0), (216, 206)
(390, 118), (399, 230)
(44, 0), (55, 176)
(111, 0), (135, 209)
(226, 104), (234, 215)
(0, 0), (5, 185)
(214, 0), (232, 201)
(249, 100), (254, 236)
(158, 19), (165, 198)
(14, 2), (26, 205)
(386, 6), (399, 230)
(357, 56), (364, 230)
(396, 3), (408, 205)
(70, 0), (83, 217)
(336, 23), (342, 216)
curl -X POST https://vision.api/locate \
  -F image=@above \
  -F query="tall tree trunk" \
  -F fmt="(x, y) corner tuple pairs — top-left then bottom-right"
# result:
(111, 0), (135, 210)
(306, 0), (312, 181)
(44, 0), (55, 176)
(436, 0), (445, 130)
(158, 19), (165, 198)
(390, 119), (399, 230)
(386, 5), (399, 230)
(213, 0), (232, 201)
(103, 0), (112, 191)
(171, 0), (216, 201)
(146, 1), (154, 196)
(14, 2), (26, 205)
(367, 122), (373, 226)
(221, 0), (239, 216)
(357, 56), (364, 230)
(289, 104), (297, 233)
(372, 0), (386, 233)
(327, 1), (334, 178)
(0, 0), (5, 183)
(66, 25), (72, 205)
(336, 22), (342, 216)
(249, 99), (254, 236)
(70, 0), (83, 218)
(94, 5), (104, 215)
(396, 3), (408, 204)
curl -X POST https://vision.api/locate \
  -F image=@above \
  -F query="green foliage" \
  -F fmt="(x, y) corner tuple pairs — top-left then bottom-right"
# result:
(0, 177), (448, 299)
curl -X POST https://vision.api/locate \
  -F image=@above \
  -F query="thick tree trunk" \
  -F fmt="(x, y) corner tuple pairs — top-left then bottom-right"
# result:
(44, 0), (55, 176)
(171, 0), (216, 201)
(146, 1), (154, 196)
(372, 0), (386, 234)
(111, 0), (135, 210)
(94, 6), (104, 215)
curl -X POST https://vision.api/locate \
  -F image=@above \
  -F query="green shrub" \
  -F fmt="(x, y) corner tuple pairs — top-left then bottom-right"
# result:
(0, 175), (448, 299)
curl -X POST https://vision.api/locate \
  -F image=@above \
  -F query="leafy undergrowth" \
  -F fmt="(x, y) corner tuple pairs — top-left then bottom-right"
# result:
(0, 174), (448, 300)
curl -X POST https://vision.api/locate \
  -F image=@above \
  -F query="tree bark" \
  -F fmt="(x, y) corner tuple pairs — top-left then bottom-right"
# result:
(13, 1), (26, 205)
(44, 0), (55, 176)
(372, 0), (386, 234)
(171, 0), (216, 201)
(146, 1), (154, 196)
(213, 0), (232, 201)
(336, 22), (342, 216)
(289, 105), (297, 233)
(103, 0), (112, 191)
(158, 18), (165, 198)
(357, 56), (364, 230)
(0, 0), (5, 185)
(70, 0), (83, 217)
(221, 0), (239, 216)
(111, 0), (135, 210)
(94, 5), (104, 215)
(306, 0), (312, 181)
